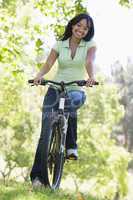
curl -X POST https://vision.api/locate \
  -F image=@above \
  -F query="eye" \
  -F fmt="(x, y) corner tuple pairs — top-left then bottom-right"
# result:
(84, 27), (88, 31)
(81, 27), (88, 32)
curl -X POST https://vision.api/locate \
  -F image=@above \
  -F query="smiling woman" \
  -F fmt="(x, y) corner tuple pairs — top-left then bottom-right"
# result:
(69, 19), (90, 59)
(52, 13), (96, 89)
(30, 13), (97, 187)
(72, 19), (89, 40)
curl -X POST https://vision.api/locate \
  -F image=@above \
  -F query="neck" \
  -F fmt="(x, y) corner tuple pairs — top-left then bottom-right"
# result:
(70, 35), (81, 45)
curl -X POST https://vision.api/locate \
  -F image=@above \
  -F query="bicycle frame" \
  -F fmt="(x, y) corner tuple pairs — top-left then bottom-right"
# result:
(58, 90), (70, 154)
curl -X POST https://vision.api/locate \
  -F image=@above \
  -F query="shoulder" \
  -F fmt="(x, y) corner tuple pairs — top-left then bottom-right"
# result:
(53, 40), (64, 47)
(52, 40), (62, 53)
(52, 39), (69, 52)
(53, 40), (61, 47)
(85, 39), (96, 49)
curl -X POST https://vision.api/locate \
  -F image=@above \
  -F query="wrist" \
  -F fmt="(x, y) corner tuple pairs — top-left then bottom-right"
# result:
(88, 75), (94, 79)
(36, 71), (44, 77)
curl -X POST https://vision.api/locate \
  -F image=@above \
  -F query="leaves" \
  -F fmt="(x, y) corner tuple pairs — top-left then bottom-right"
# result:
(119, 0), (133, 7)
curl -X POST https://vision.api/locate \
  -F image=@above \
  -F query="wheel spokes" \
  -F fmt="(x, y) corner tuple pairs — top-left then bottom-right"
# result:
(47, 125), (60, 186)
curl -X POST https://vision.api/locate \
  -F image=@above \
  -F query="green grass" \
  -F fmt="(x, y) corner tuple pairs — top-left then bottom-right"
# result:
(0, 181), (98, 200)
(0, 182), (74, 200)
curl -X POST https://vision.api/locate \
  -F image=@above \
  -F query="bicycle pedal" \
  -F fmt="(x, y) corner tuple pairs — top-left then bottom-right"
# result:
(66, 155), (78, 160)
(69, 157), (78, 160)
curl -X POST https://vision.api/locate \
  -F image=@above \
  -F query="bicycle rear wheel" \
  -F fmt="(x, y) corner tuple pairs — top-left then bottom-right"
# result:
(41, 121), (65, 189)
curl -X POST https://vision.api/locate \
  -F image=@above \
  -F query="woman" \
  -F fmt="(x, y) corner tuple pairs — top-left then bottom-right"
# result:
(30, 13), (97, 187)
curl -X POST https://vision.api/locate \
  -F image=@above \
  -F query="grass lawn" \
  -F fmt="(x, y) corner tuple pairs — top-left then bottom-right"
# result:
(0, 181), (98, 200)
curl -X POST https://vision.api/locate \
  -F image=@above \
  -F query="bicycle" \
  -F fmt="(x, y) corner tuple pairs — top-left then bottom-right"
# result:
(28, 79), (98, 190)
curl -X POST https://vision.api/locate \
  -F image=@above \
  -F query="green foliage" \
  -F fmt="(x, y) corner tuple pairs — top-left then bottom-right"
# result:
(0, 181), (103, 200)
(0, 67), (38, 181)
(64, 77), (130, 200)
(0, 0), (17, 12)
(33, 0), (87, 39)
(119, 0), (133, 7)
(0, 181), (77, 200)
(0, 6), (44, 179)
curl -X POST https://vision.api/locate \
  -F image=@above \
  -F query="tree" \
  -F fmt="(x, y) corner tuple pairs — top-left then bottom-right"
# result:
(119, 0), (133, 7)
(111, 59), (133, 152)
(33, 0), (87, 39)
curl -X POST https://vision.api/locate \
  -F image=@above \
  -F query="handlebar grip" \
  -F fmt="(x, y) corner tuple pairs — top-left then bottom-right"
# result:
(94, 81), (99, 85)
(28, 79), (47, 85)
(28, 80), (34, 83)
(77, 80), (99, 86)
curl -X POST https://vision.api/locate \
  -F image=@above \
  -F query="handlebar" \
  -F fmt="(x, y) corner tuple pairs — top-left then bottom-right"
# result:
(28, 79), (99, 87)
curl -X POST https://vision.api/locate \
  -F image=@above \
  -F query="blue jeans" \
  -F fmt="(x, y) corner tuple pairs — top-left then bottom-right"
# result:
(30, 87), (86, 181)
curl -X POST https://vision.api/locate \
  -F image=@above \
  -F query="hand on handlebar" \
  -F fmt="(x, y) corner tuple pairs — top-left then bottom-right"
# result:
(28, 78), (99, 87)
(86, 78), (97, 87)
(33, 76), (43, 85)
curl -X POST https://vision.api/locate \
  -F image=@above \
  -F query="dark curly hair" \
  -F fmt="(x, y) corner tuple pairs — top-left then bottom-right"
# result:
(61, 13), (94, 41)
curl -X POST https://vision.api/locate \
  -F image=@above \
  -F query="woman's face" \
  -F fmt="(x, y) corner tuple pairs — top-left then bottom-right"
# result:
(72, 19), (90, 40)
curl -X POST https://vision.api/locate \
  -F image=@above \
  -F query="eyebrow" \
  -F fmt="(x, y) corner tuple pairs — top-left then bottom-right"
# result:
(78, 22), (89, 28)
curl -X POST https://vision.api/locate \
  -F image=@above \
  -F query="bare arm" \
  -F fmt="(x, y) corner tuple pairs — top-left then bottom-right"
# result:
(86, 46), (96, 78)
(34, 49), (58, 84)
(85, 46), (96, 86)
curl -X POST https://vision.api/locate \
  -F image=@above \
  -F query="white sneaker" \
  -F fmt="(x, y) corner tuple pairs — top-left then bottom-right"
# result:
(66, 149), (78, 160)
(32, 177), (43, 189)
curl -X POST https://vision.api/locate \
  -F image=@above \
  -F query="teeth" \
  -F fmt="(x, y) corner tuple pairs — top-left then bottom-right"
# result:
(77, 32), (82, 36)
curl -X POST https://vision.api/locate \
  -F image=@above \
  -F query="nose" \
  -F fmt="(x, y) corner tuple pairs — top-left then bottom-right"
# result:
(77, 29), (84, 33)
(78, 27), (85, 33)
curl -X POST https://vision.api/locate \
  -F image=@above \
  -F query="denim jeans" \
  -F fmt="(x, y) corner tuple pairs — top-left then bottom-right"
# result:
(30, 87), (86, 181)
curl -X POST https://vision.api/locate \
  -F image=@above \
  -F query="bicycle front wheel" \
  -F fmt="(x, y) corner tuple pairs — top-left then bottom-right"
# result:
(41, 121), (65, 189)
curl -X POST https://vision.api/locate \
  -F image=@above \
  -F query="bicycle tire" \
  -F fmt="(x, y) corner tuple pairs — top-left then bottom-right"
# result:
(41, 119), (65, 189)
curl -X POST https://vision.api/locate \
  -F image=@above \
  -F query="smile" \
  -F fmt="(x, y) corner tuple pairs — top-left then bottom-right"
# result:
(76, 32), (83, 36)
